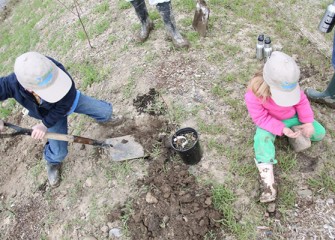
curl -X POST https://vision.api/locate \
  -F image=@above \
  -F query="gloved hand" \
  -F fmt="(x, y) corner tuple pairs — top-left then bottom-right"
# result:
(31, 123), (47, 139)
(0, 120), (4, 132)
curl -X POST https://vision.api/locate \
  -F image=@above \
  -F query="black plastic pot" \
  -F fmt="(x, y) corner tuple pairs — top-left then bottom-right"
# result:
(171, 127), (202, 165)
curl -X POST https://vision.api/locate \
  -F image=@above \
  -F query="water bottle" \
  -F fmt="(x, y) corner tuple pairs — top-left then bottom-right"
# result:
(256, 34), (265, 60)
(318, 1), (335, 33)
(263, 37), (272, 62)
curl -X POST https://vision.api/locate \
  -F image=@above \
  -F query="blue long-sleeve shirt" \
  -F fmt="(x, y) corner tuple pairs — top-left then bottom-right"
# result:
(0, 57), (76, 128)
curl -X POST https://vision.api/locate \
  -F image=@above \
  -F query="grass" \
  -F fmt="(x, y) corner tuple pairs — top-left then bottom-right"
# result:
(105, 161), (133, 184)
(212, 184), (256, 239)
(308, 163), (335, 193)
(120, 199), (134, 237)
(94, 1), (110, 14)
(0, 99), (17, 118)
(29, 160), (45, 186)
(68, 61), (108, 90)
(122, 67), (144, 98)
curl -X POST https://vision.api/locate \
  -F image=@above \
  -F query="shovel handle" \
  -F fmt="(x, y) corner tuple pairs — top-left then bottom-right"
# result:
(3, 122), (109, 147)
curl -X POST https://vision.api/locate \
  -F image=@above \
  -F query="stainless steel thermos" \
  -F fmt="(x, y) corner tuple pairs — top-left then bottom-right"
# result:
(263, 37), (272, 61)
(318, 1), (335, 33)
(256, 34), (265, 60)
(256, 34), (272, 62)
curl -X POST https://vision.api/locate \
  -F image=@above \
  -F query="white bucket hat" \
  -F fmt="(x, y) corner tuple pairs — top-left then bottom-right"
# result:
(263, 51), (301, 107)
(14, 52), (72, 103)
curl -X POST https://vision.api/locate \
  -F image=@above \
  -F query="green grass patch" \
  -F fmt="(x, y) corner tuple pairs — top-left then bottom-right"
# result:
(68, 61), (108, 90)
(118, 0), (131, 10)
(212, 184), (256, 238)
(105, 161), (133, 184)
(277, 177), (296, 214)
(197, 119), (225, 134)
(94, 1), (110, 14)
(308, 164), (335, 193)
(0, 99), (17, 118)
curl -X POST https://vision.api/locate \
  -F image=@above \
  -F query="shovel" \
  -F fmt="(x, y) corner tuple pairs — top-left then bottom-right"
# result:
(1, 122), (145, 161)
(192, 0), (210, 37)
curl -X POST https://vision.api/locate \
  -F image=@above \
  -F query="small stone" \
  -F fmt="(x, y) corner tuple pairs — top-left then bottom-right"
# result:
(205, 197), (212, 205)
(326, 198), (334, 205)
(84, 177), (93, 188)
(145, 192), (158, 204)
(267, 203), (276, 213)
(109, 228), (122, 238)
(297, 189), (313, 198)
(288, 126), (311, 152)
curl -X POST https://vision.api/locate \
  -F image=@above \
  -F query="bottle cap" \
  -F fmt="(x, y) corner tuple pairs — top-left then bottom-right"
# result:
(265, 37), (271, 44)
(258, 34), (264, 41)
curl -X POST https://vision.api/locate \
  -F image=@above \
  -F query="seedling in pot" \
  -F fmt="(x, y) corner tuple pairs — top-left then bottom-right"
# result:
(172, 132), (197, 151)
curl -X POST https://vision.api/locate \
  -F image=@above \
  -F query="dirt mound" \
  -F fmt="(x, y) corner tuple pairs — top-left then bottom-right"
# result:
(133, 88), (167, 116)
(108, 159), (223, 240)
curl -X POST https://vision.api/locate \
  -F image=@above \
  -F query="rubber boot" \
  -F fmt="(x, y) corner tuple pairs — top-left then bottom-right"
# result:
(256, 162), (277, 203)
(156, 2), (190, 49)
(305, 73), (335, 108)
(46, 163), (61, 188)
(130, 0), (154, 42)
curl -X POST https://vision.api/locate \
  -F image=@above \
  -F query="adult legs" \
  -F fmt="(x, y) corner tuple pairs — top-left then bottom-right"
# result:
(155, 1), (190, 48)
(305, 31), (335, 108)
(128, 0), (154, 42)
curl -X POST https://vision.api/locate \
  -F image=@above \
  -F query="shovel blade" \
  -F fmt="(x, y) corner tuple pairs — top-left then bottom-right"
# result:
(105, 135), (145, 161)
(192, 0), (210, 37)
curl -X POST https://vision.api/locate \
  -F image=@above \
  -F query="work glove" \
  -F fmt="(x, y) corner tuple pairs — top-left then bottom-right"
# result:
(31, 123), (47, 140)
(0, 120), (4, 132)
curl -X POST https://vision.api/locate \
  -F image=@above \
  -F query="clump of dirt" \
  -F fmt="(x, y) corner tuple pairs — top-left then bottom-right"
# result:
(133, 88), (167, 116)
(108, 159), (223, 240)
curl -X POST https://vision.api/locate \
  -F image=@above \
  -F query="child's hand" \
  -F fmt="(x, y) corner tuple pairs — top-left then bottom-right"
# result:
(283, 127), (301, 138)
(296, 123), (314, 138)
(31, 123), (47, 139)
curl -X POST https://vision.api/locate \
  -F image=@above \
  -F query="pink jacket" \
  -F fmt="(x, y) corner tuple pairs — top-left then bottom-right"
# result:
(245, 90), (314, 136)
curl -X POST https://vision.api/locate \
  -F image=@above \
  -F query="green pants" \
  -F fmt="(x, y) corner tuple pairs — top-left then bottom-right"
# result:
(254, 116), (325, 164)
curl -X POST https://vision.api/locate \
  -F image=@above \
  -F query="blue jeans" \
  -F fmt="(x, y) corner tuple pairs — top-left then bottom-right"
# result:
(44, 93), (112, 164)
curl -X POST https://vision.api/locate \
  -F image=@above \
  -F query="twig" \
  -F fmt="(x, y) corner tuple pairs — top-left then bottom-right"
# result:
(54, 0), (93, 48)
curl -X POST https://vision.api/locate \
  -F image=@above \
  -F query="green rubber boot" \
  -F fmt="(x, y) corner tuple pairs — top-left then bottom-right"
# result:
(305, 73), (335, 108)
